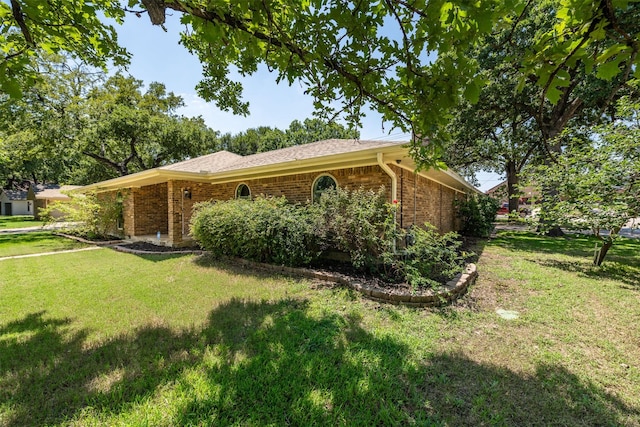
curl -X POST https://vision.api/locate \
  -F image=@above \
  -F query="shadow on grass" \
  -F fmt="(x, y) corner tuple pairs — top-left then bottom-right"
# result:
(0, 232), (55, 245)
(463, 234), (489, 264)
(2, 303), (638, 426)
(531, 258), (640, 289)
(488, 231), (597, 257)
(103, 247), (201, 263)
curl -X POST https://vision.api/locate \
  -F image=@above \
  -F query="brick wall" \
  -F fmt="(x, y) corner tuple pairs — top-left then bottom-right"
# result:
(121, 183), (168, 237)
(391, 164), (462, 233)
(124, 164), (465, 245)
(244, 165), (393, 203)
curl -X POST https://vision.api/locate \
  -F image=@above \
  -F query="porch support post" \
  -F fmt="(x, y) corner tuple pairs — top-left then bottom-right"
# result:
(123, 189), (136, 238)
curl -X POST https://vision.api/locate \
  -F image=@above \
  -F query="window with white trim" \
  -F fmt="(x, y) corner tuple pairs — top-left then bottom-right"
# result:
(235, 183), (251, 199)
(312, 174), (337, 202)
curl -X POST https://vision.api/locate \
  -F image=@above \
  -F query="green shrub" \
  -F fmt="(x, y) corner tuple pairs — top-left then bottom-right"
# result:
(41, 190), (123, 239)
(399, 224), (468, 288)
(190, 197), (316, 267)
(190, 190), (470, 290)
(310, 187), (398, 272)
(455, 194), (499, 237)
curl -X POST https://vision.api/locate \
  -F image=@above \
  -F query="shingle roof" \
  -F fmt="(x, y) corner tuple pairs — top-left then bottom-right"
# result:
(159, 139), (405, 174)
(34, 185), (81, 199)
(2, 190), (28, 200)
(219, 139), (405, 172)
(160, 151), (243, 173)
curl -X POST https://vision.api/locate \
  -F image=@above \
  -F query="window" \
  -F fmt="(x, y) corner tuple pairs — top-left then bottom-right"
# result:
(312, 174), (337, 202)
(116, 192), (124, 230)
(235, 183), (251, 199)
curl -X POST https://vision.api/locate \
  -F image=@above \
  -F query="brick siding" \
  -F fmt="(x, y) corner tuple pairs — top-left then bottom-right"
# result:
(122, 164), (464, 245)
(390, 164), (461, 233)
(120, 183), (168, 237)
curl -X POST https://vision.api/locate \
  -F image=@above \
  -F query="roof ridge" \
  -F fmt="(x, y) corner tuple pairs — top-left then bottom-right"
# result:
(216, 139), (407, 172)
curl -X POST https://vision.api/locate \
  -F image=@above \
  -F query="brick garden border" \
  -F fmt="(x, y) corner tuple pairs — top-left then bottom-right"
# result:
(54, 232), (125, 246)
(231, 258), (477, 308)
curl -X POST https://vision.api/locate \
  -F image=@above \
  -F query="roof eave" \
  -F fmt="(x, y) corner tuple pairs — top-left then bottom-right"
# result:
(77, 169), (211, 192)
(208, 144), (409, 183)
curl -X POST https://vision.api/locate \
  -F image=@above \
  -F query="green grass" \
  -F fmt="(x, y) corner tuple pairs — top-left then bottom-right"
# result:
(0, 215), (43, 230)
(0, 232), (639, 426)
(0, 232), (88, 258)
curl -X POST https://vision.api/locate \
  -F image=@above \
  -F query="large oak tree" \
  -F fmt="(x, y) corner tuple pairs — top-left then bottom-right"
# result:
(2, 0), (638, 158)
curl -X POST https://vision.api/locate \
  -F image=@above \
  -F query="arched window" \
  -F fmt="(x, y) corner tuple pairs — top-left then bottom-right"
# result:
(312, 174), (337, 202)
(235, 183), (251, 200)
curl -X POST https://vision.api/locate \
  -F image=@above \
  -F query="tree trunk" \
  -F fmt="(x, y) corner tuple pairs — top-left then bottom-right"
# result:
(506, 161), (519, 215)
(593, 241), (613, 266)
(541, 134), (565, 236)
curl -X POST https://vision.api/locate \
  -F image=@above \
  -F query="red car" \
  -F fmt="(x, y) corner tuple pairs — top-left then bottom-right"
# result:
(497, 203), (509, 215)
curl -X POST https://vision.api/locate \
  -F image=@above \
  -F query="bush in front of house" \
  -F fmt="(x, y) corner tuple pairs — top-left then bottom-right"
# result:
(191, 189), (469, 290)
(41, 190), (123, 239)
(455, 194), (499, 237)
(398, 224), (468, 288)
(309, 187), (398, 272)
(190, 197), (317, 267)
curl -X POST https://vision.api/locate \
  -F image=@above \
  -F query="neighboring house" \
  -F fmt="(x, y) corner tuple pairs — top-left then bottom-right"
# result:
(80, 139), (480, 247)
(0, 189), (34, 216)
(486, 180), (539, 214)
(27, 184), (82, 220)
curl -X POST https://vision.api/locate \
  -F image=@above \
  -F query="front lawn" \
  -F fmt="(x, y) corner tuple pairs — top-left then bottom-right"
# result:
(0, 232), (638, 426)
(0, 215), (43, 230)
(0, 232), (88, 258)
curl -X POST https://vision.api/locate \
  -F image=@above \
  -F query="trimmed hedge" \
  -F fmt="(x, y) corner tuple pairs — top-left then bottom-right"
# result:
(190, 197), (316, 267)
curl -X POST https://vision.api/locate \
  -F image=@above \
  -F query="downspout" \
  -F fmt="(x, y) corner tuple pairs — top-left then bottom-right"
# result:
(377, 153), (397, 202)
(377, 153), (398, 253)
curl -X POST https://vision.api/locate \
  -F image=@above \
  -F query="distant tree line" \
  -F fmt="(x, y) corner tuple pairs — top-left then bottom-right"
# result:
(0, 56), (358, 190)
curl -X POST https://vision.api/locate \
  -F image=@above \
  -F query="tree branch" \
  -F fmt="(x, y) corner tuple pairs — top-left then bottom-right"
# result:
(10, 0), (34, 47)
(166, 0), (413, 127)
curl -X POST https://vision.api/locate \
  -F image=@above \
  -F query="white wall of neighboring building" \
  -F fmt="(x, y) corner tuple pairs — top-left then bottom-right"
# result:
(0, 193), (34, 216)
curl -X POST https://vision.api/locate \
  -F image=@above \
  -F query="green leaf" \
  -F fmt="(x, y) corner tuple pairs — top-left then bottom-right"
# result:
(546, 85), (562, 105)
(463, 80), (481, 104)
(596, 60), (623, 80)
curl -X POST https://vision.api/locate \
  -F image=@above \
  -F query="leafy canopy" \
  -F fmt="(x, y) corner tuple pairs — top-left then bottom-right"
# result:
(2, 0), (639, 158)
(525, 92), (640, 264)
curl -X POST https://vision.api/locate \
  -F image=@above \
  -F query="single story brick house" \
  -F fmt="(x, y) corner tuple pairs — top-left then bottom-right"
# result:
(79, 139), (480, 247)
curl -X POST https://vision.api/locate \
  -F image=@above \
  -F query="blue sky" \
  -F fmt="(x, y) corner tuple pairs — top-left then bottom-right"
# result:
(113, 13), (502, 191)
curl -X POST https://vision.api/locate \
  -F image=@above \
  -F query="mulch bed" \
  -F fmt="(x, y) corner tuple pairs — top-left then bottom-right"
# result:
(115, 242), (201, 253)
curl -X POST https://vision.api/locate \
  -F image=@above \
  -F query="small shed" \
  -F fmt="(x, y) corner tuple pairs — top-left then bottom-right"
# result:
(27, 184), (81, 220)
